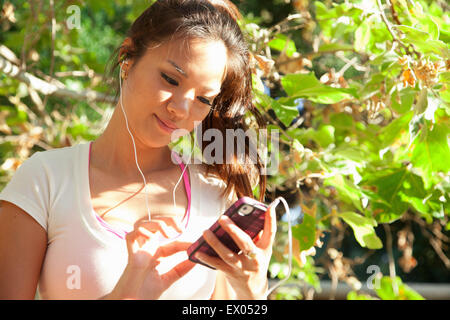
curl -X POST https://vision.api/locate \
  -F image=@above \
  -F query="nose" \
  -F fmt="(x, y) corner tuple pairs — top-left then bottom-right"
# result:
(167, 90), (195, 119)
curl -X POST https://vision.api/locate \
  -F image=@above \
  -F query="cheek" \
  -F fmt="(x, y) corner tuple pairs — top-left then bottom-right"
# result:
(129, 71), (163, 99)
(159, 89), (172, 102)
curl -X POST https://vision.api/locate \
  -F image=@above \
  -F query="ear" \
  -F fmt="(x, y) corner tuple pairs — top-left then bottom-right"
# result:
(118, 37), (134, 64)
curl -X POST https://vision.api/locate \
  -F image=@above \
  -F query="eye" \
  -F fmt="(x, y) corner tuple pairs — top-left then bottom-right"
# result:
(197, 96), (212, 106)
(160, 72), (178, 86)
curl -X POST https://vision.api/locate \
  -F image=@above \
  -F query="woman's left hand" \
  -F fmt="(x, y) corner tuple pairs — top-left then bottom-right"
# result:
(194, 202), (277, 299)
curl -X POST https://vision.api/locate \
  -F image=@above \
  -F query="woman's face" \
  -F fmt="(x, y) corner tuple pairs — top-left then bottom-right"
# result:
(120, 37), (228, 148)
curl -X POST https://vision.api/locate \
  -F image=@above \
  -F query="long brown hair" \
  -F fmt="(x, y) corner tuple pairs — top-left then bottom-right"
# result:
(104, 0), (267, 201)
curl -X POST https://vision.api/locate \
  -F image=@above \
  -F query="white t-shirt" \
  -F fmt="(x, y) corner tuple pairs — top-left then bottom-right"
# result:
(0, 142), (235, 299)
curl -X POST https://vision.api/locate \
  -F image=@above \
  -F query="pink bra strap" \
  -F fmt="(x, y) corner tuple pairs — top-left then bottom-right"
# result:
(171, 151), (191, 227)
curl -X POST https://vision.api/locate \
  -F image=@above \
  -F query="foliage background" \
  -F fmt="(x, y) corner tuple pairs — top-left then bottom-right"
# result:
(0, 0), (449, 300)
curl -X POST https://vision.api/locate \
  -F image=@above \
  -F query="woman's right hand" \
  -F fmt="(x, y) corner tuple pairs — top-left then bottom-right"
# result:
(108, 217), (195, 300)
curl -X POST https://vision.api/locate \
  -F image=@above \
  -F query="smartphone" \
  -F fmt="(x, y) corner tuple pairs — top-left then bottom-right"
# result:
(187, 196), (268, 269)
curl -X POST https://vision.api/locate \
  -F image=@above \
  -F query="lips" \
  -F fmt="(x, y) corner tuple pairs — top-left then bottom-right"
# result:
(154, 114), (178, 134)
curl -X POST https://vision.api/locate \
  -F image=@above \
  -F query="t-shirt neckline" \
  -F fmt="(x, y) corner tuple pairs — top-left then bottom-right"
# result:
(85, 141), (192, 240)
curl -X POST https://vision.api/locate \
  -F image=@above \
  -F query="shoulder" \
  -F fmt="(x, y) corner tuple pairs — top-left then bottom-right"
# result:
(33, 143), (87, 166)
(18, 143), (89, 177)
(5, 142), (88, 187)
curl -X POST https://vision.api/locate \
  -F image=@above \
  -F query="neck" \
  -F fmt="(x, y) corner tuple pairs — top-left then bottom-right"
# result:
(90, 103), (174, 181)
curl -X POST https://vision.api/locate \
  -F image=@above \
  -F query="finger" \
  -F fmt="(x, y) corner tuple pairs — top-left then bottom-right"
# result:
(125, 230), (140, 254)
(218, 215), (257, 254)
(151, 216), (184, 234)
(257, 202), (277, 250)
(194, 252), (233, 273)
(155, 241), (193, 258)
(202, 229), (241, 268)
(137, 226), (152, 239)
(136, 225), (159, 248)
(136, 220), (173, 238)
(161, 259), (196, 287)
(125, 230), (157, 268)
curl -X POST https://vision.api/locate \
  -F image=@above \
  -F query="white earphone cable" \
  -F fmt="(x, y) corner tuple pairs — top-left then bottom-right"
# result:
(172, 146), (194, 215)
(119, 61), (152, 221)
(265, 196), (293, 298)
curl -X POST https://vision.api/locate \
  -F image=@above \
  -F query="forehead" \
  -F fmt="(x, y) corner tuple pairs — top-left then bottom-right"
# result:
(145, 38), (228, 87)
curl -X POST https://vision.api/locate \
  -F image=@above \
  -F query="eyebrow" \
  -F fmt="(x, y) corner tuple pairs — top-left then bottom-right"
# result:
(168, 60), (188, 78)
(167, 59), (221, 95)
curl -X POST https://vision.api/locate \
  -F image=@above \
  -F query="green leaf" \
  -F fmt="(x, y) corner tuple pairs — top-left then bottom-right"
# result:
(417, 15), (440, 41)
(333, 145), (368, 162)
(281, 73), (356, 104)
(253, 90), (272, 110)
(347, 291), (378, 300)
(371, 50), (399, 66)
(375, 276), (425, 300)
(414, 88), (428, 115)
(314, 125), (335, 148)
(390, 87), (416, 114)
(292, 213), (316, 251)
(318, 43), (354, 53)
(254, 92), (299, 127)
(339, 212), (382, 249)
(395, 25), (430, 42)
(404, 38), (450, 59)
(281, 73), (319, 96)
(410, 123), (450, 189)
(329, 113), (354, 134)
(324, 175), (364, 212)
(252, 74), (265, 94)
(314, 1), (338, 20)
(268, 34), (297, 57)
(360, 168), (410, 223)
(354, 19), (372, 52)
(275, 104), (299, 127)
(379, 111), (413, 148)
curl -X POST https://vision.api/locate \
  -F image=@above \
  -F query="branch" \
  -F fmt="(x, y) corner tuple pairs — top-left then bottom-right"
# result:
(267, 13), (309, 35)
(383, 223), (399, 296)
(0, 54), (115, 104)
(376, 0), (420, 59)
(410, 214), (450, 269)
(386, 0), (402, 25)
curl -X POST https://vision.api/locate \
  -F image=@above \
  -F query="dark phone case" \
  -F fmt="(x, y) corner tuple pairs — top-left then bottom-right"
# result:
(187, 196), (268, 269)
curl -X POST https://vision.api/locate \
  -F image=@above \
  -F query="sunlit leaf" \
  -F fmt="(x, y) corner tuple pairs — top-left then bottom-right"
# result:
(292, 213), (316, 251)
(339, 211), (382, 249)
(410, 123), (450, 189)
(281, 73), (357, 104)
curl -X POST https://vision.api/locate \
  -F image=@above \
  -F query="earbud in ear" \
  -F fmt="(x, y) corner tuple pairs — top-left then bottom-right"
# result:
(121, 59), (129, 80)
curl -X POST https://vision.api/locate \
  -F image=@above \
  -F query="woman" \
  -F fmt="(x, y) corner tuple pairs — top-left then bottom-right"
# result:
(0, 0), (276, 300)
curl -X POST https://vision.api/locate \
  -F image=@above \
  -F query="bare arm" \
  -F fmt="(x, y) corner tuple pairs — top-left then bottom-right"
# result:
(0, 200), (47, 299)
